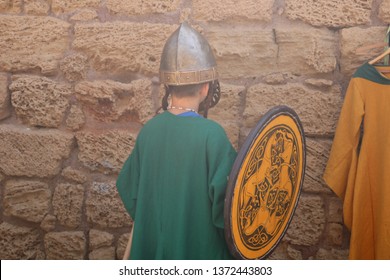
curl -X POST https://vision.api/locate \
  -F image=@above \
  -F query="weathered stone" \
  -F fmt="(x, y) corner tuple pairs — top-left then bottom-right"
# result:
(52, 0), (100, 14)
(287, 245), (303, 260)
(326, 223), (344, 246)
(340, 26), (389, 78)
(76, 129), (136, 174)
(60, 53), (88, 82)
(285, 0), (372, 27)
(25, 0), (50, 15)
(10, 75), (71, 128)
(244, 83), (343, 137)
(0, 15), (70, 74)
(0, 72), (10, 120)
(75, 79), (154, 124)
(208, 83), (244, 149)
(379, 0), (390, 23)
(107, 0), (180, 15)
(266, 242), (289, 260)
(207, 26), (336, 79)
(315, 248), (349, 260)
(86, 181), (131, 228)
(193, 0), (274, 22)
(0, 0), (22, 13)
(66, 105), (86, 131)
(304, 79), (333, 88)
(89, 247), (116, 260)
(0, 222), (44, 259)
(117, 233), (131, 260)
(44, 231), (86, 260)
(285, 195), (326, 246)
(328, 197), (343, 224)
(53, 183), (84, 228)
(40, 214), (57, 232)
(61, 166), (88, 184)
(89, 229), (114, 250)
(3, 180), (50, 223)
(73, 22), (177, 75)
(304, 138), (333, 193)
(0, 125), (74, 177)
(69, 9), (98, 21)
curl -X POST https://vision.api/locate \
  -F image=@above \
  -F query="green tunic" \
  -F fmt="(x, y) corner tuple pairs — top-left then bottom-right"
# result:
(117, 111), (237, 259)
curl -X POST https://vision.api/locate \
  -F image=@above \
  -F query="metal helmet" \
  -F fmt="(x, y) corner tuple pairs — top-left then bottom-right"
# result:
(159, 22), (221, 117)
(159, 22), (218, 85)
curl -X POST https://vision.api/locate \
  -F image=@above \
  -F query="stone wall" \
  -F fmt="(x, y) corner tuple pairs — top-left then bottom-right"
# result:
(0, 0), (389, 260)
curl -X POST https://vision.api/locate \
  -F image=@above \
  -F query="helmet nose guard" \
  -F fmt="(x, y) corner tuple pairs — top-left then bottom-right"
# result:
(159, 22), (218, 86)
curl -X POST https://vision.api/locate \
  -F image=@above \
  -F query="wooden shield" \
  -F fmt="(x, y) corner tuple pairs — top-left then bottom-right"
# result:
(224, 106), (306, 259)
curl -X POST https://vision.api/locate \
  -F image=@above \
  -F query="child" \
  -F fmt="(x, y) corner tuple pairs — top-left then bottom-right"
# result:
(116, 22), (237, 260)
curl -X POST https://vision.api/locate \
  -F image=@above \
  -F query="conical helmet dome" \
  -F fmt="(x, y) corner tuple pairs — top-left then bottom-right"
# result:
(159, 22), (218, 85)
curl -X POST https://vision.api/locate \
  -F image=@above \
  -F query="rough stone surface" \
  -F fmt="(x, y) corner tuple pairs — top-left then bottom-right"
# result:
(379, 0), (390, 23)
(89, 247), (116, 260)
(0, 222), (44, 259)
(10, 75), (71, 128)
(107, 0), (180, 15)
(304, 138), (333, 193)
(44, 231), (86, 260)
(285, 195), (326, 246)
(73, 22), (177, 75)
(315, 248), (349, 260)
(340, 26), (389, 78)
(61, 166), (88, 184)
(0, 73), (10, 120)
(244, 84), (343, 137)
(89, 229), (114, 250)
(66, 105), (86, 131)
(60, 53), (88, 82)
(0, 125), (74, 177)
(40, 214), (57, 232)
(0, 16), (70, 74)
(328, 197), (343, 224)
(53, 183), (84, 228)
(52, 0), (100, 14)
(76, 130), (136, 174)
(3, 180), (51, 223)
(192, 0), (274, 22)
(285, 0), (372, 27)
(116, 233), (131, 260)
(25, 0), (50, 15)
(75, 79), (154, 124)
(86, 181), (131, 228)
(69, 9), (98, 21)
(326, 223), (344, 246)
(0, 0), (22, 13)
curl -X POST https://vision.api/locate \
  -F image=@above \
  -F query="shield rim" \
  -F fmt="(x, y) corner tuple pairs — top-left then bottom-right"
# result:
(224, 105), (306, 260)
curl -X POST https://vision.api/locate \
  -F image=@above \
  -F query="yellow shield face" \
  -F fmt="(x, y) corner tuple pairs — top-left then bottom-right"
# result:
(225, 106), (306, 259)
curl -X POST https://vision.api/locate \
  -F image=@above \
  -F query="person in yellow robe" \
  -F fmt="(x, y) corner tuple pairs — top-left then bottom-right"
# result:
(323, 62), (390, 259)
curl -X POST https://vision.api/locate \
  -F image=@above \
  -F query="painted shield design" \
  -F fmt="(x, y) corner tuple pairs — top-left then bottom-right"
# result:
(224, 106), (306, 259)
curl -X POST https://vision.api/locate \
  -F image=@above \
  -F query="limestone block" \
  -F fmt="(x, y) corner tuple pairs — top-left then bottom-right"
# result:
(76, 129), (136, 174)
(315, 248), (349, 260)
(286, 246), (303, 260)
(10, 75), (71, 128)
(61, 166), (88, 184)
(116, 233), (131, 260)
(379, 0), (390, 23)
(192, 0), (274, 22)
(73, 22), (177, 75)
(69, 9), (98, 21)
(244, 83), (343, 137)
(304, 138), (332, 193)
(326, 223), (344, 246)
(0, 222), (43, 259)
(25, 0), (50, 15)
(44, 231), (86, 260)
(285, 0), (372, 27)
(53, 183), (84, 228)
(89, 247), (116, 260)
(86, 181), (132, 228)
(285, 195), (325, 246)
(207, 83), (244, 149)
(107, 0), (180, 15)
(207, 26), (336, 79)
(327, 197), (343, 224)
(75, 79), (154, 124)
(340, 26), (388, 78)
(275, 28), (337, 74)
(0, 125), (74, 177)
(0, 16), (70, 74)
(0, 73), (10, 120)
(66, 105), (86, 131)
(3, 180), (51, 223)
(60, 53), (88, 82)
(0, 0), (22, 13)
(304, 79), (333, 88)
(89, 229), (114, 250)
(40, 214), (57, 232)
(52, 0), (100, 14)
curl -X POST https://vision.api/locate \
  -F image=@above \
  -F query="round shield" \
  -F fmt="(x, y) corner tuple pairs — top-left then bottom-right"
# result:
(224, 105), (306, 259)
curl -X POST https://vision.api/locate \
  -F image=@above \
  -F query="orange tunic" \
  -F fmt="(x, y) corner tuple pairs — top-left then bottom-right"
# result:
(323, 62), (390, 259)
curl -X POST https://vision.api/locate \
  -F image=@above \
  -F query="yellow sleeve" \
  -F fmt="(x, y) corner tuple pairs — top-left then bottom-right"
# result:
(323, 79), (364, 229)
